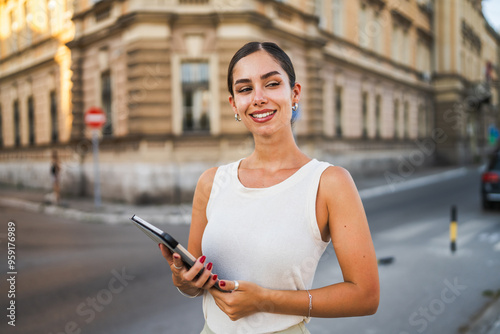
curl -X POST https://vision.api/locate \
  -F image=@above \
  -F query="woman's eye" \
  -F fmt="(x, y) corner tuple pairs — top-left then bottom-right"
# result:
(267, 81), (280, 87)
(237, 87), (252, 93)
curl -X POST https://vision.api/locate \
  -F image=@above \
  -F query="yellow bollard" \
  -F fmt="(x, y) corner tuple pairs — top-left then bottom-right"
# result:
(450, 206), (457, 253)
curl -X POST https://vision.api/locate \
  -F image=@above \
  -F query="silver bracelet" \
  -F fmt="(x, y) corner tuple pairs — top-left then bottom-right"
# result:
(176, 286), (203, 298)
(306, 289), (312, 318)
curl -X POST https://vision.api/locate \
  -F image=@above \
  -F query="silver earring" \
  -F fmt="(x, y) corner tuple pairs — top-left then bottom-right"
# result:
(235, 114), (241, 122)
(292, 103), (298, 112)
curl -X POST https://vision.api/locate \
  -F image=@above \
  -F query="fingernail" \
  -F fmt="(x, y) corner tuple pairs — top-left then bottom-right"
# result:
(199, 256), (206, 264)
(206, 262), (213, 270)
(212, 274), (218, 281)
(220, 281), (226, 287)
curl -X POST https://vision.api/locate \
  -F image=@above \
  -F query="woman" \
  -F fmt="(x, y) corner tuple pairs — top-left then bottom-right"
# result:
(160, 42), (379, 334)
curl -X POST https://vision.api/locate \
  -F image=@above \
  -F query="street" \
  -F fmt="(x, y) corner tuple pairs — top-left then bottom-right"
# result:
(1, 167), (499, 334)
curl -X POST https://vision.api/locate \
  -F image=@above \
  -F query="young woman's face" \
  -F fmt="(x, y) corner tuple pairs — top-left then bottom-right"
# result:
(229, 50), (301, 137)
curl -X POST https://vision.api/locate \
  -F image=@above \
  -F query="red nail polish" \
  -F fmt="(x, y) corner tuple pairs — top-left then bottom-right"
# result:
(199, 256), (206, 264)
(220, 281), (226, 287)
(206, 262), (213, 270)
(212, 274), (218, 281)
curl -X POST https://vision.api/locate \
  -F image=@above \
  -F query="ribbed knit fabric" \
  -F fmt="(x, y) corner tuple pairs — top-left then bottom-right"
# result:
(202, 159), (331, 334)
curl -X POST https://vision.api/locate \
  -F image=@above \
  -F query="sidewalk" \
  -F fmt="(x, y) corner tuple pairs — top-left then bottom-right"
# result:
(0, 185), (193, 226)
(0, 164), (473, 226)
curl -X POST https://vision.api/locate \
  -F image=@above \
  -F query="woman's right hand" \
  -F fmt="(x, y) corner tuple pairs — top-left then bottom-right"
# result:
(159, 243), (218, 295)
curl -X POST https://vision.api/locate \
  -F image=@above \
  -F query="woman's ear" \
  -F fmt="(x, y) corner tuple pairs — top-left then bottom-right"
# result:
(292, 82), (302, 104)
(229, 95), (238, 113)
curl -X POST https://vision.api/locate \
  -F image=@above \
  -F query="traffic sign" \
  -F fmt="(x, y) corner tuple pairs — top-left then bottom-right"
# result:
(85, 107), (106, 129)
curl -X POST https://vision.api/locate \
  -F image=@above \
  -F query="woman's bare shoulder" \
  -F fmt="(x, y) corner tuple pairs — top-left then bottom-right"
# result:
(320, 165), (355, 188)
(196, 167), (219, 197)
(199, 167), (219, 183)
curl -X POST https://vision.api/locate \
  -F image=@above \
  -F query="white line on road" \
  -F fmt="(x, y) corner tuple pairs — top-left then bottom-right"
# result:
(374, 219), (439, 242)
(494, 242), (500, 252)
(359, 167), (468, 200)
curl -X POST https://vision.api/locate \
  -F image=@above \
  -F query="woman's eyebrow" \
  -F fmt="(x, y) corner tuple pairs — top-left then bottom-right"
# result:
(234, 71), (282, 86)
(260, 70), (281, 80)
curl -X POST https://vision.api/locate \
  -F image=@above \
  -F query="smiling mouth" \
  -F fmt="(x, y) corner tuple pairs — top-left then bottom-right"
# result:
(251, 110), (276, 119)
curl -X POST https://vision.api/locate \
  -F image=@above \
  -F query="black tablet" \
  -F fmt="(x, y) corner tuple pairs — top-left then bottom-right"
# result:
(130, 215), (224, 291)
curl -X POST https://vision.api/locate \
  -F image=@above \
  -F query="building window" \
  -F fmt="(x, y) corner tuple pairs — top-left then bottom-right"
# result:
(101, 71), (113, 136)
(95, 6), (111, 22)
(0, 105), (3, 148)
(13, 100), (20, 146)
(402, 29), (410, 65)
(375, 95), (381, 139)
(335, 86), (343, 137)
(373, 13), (383, 54)
(23, 1), (32, 46)
(28, 96), (35, 145)
(418, 104), (426, 137)
(359, 3), (368, 48)
(332, 0), (343, 36)
(10, 10), (19, 53)
(50, 91), (58, 143)
(404, 101), (409, 139)
(393, 99), (399, 139)
(47, 0), (57, 34)
(315, 0), (325, 29)
(181, 62), (210, 133)
(392, 25), (400, 62)
(362, 92), (368, 138)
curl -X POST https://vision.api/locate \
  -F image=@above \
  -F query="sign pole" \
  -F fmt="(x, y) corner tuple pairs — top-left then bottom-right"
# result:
(85, 107), (106, 209)
(92, 129), (102, 208)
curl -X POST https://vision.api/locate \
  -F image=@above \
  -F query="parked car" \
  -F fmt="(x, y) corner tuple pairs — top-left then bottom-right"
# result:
(481, 151), (500, 209)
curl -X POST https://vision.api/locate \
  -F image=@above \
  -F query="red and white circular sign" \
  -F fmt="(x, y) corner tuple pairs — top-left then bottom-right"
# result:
(85, 107), (106, 129)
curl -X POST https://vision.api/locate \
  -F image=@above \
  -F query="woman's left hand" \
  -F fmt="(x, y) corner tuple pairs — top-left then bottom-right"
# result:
(210, 280), (269, 321)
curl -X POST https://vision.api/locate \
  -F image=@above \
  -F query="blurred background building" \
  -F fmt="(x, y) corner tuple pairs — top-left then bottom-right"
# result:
(0, 0), (499, 203)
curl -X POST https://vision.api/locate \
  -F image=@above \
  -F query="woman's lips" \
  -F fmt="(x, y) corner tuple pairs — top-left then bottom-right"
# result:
(250, 110), (277, 122)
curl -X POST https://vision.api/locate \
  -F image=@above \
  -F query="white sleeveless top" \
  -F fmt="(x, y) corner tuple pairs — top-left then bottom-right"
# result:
(202, 159), (331, 334)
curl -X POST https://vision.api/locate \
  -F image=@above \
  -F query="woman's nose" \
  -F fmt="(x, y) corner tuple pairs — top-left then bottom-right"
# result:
(253, 87), (267, 105)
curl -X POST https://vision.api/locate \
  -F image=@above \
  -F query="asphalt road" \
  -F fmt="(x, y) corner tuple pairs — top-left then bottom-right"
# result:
(0, 167), (499, 334)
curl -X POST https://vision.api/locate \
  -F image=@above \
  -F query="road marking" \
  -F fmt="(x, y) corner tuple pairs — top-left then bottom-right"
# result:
(360, 168), (468, 200)
(425, 216), (500, 256)
(375, 219), (438, 242)
(494, 242), (500, 252)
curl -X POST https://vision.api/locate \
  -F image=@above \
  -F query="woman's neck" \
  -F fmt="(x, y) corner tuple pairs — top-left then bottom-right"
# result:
(246, 129), (309, 170)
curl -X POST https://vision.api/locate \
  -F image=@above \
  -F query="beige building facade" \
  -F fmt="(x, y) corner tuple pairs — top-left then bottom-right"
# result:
(0, 0), (499, 203)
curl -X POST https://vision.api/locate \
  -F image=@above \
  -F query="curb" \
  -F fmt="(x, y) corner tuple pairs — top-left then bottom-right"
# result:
(462, 296), (500, 334)
(0, 197), (192, 226)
